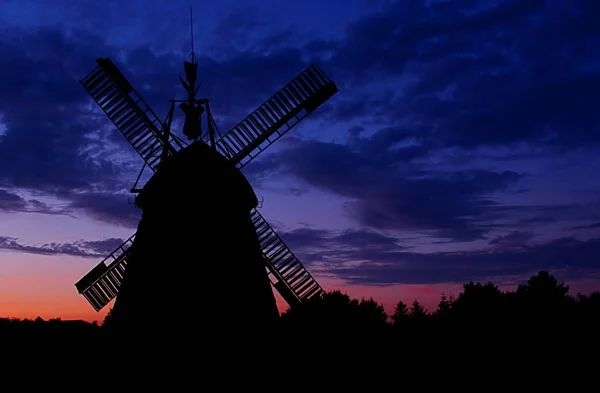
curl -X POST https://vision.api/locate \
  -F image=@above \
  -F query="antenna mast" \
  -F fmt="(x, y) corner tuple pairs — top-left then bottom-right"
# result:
(190, 6), (195, 64)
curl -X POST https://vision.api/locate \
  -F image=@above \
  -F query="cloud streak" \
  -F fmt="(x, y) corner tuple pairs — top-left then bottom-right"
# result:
(280, 226), (600, 286)
(0, 236), (125, 258)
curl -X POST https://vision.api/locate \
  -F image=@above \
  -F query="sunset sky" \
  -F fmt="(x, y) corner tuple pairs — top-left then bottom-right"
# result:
(1, 0), (599, 322)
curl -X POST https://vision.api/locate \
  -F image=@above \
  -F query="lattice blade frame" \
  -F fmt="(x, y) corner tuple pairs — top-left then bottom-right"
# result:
(75, 60), (336, 311)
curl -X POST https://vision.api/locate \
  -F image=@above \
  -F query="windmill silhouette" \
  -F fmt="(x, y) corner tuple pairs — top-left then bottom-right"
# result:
(73, 47), (338, 322)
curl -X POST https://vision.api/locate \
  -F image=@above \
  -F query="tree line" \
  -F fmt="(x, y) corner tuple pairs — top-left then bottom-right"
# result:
(2, 271), (599, 352)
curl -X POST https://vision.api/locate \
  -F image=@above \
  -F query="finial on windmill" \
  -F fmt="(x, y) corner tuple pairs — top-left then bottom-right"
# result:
(179, 6), (204, 141)
(184, 6), (198, 87)
(190, 6), (195, 65)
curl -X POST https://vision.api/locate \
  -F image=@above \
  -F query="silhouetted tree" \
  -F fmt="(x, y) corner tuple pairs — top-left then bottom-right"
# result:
(515, 271), (575, 324)
(357, 297), (387, 325)
(409, 300), (427, 320)
(576, 291), (600, 328)
(4, 271), (600, 359)
(281, 290), (384, 330)
(280, 290), (390, 349)
(517, 271), (570, 300)
(391, 300), (409, 325)
(451, 281), (505, 321)
(438, 294), (451, 313)
(433, 293), (452, 325)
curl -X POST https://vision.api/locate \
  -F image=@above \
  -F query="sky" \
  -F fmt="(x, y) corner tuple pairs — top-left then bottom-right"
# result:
(1, 0), (599, 322)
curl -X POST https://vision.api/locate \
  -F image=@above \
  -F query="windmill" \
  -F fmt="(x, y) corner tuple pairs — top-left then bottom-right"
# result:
(73, 52), (338, 316)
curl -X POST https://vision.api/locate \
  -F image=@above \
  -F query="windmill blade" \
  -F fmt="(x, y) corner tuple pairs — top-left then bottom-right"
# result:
(215, 62), (338, 169)
(252, 209), (324, 305)
(75, 209), (324, 312)
(80, 58), (182, 171)
(75, 61), (331, 312)
(75, 208), (325, 312)
(74, 235), (135, 311)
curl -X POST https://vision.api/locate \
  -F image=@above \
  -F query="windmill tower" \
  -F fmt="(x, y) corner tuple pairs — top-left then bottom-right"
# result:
(74, 27), (339, 334)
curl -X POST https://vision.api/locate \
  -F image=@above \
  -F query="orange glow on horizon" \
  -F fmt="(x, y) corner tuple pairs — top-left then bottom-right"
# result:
(3, 252), (600, 323)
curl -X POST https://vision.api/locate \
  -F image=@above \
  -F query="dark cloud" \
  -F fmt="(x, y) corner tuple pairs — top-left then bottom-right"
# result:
(0, 189), (60, 214)
(0, 188), (139, 227)
(256, 130), (600, 242)
(210, 7), (268, 54)
(0, 28), (116, 192)
(240, 0), (600, 244)
(259, 135), (524, 241)
(339, 168), (515, 242)
(285, 187), (310, 197)
(489, 230), (534, 252)
(0, 236), (125, 258)
(79, 237), (127, 256)
(280, 226), (600, 285)
(194, 48), (310, 123)
(0, 189), (27, 212)
(66, 192), (141, 228)
(316, 1), (600, 150)
(570, 222), (600, 231)
(340, 236), (600, 286)
(497, 203), (600, 232)
(280, 227), (406, 266)
(0, 24), (323, 226)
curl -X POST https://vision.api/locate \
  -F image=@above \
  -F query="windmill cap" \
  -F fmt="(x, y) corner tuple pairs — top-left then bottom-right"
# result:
(135, 141), (258, 213)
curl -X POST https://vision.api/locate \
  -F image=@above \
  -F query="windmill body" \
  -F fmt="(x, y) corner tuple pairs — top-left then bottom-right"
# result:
(111, 141), (279, 338)
(75, 53), (339, 336)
